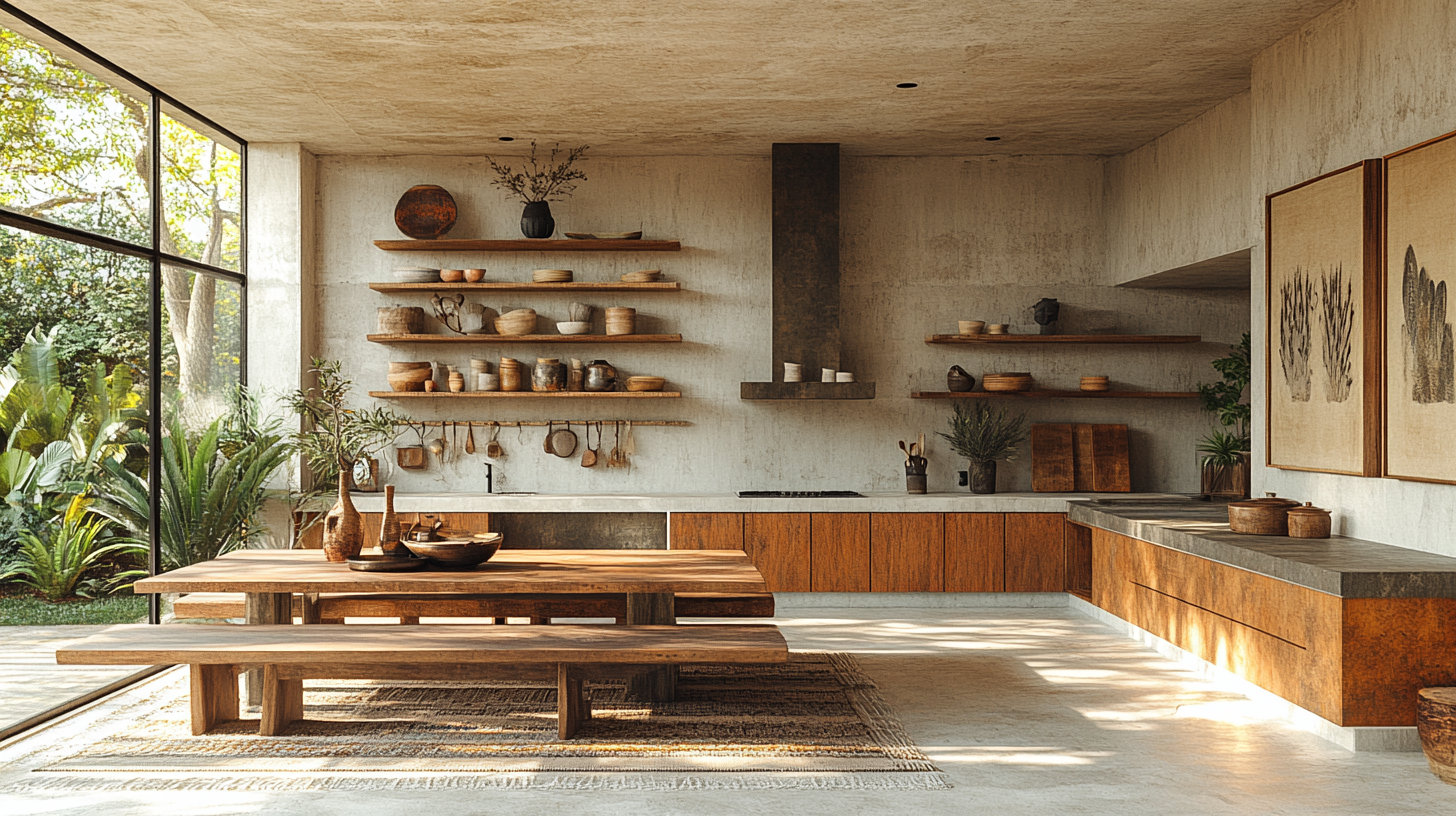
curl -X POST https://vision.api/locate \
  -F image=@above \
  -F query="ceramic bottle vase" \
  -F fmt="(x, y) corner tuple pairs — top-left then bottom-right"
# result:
(379, 484), (406, 557)
(322, 466), (363, 562)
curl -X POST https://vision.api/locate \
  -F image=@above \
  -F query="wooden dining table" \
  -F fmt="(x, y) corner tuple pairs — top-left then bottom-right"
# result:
(134, 548), (771, 702)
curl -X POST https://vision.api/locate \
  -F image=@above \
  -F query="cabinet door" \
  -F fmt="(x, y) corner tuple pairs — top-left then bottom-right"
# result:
(811, 513), (870, 592)
(1005, 513), (1065, 592)
(945, 513), (1004, 592)
(671, 513), (744, 550)
(744, 513), (811, 592)
(870, 513), (943, 592)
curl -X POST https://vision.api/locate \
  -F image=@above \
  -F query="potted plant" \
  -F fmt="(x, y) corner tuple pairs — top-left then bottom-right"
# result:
(938, 402), (1029, 494)
(485, 142), (590, 238)
(286, 360), (405, 561)
(1196, 333), (1251, 499)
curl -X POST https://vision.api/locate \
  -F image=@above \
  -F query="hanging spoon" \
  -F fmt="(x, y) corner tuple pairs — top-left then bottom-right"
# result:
(581, 421), (599, 468)
(465, 423), (476, 454)
(544, 420), (556, 455)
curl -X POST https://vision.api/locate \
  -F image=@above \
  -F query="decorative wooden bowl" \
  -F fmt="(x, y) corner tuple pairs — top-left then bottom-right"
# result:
(532, 269), (573, 283)
(982, 372), (1033, 392)
(495, 309), (538, 335)
(626, 376), (666, 392)
(621, 269), (662, 282)
(1080, 376), (1110, 392)
(393, 185), (457, 239)
(403, 535), (502, 568)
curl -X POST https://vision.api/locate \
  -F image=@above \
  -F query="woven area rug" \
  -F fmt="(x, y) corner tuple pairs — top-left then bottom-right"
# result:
(9, 653), (947, 791)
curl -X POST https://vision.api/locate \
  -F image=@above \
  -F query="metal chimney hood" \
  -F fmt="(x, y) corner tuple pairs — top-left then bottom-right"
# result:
(740, 143), (875, 400)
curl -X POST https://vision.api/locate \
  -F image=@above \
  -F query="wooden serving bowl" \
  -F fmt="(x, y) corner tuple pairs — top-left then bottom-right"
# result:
(387, 362), (433, 392)
(982, 373), (1033, 392)
(626, 376), (666, 392)
(494, 309), (537, 335)
(403, 534), (502, 568)
(532, 269), (573, 282)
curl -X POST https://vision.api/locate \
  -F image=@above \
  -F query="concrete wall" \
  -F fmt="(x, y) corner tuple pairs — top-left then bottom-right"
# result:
(308, 153), (1246, 496)
(1104, 93), (1255, 287)
(1251, 0), (1456, 554)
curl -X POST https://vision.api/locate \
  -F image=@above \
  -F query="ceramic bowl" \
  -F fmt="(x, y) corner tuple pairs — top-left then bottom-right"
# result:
(463, 268), (486, 282)
(557, 321), (592, 335)
(958, 320), (986, 335)
(532, 269), (573, 283)
(495, 309), (537, 335)
(439, 269), (464, 283)
(392, 267), (440, 283)
(621, 269), (662, 282)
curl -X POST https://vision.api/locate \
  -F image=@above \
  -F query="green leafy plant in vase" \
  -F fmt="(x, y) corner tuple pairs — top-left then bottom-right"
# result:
(938, 402), (1029, 494)
(286, 360), (405, 561)
(1196, 332), (1251, 499)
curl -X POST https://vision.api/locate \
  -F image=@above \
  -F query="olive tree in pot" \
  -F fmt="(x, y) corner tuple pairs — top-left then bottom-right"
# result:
(286, 360), (405, 561)
(938, 402), (1029, 494)
(1197, 333), (1251, 500)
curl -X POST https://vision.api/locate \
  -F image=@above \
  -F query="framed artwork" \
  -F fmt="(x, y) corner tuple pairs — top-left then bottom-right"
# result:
(1385, 132), (1456, 484)
(1264, 160), (1382, 476)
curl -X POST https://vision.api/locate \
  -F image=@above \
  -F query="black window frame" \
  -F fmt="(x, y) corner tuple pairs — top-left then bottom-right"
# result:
(0, 2), (249, 624)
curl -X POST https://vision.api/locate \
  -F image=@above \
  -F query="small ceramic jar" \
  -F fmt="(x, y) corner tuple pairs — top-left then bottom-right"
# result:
(1287, 502), (1332, 539)
(532, 358), (566, 392)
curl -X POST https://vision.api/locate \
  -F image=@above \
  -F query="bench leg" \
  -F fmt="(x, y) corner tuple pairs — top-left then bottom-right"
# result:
(557, 664), (589, 739)
(300, 593), (321, 625)
(625, 591), (677, 702)
(260, 665), (305, 736)
(190, 664), (240, 735)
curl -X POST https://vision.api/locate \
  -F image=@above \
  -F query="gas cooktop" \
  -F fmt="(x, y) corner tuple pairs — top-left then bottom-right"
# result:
(736, 490), (863, 498)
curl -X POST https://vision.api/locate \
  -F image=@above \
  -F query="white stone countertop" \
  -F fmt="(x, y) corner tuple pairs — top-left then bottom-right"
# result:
(351, 491), (1180, 514)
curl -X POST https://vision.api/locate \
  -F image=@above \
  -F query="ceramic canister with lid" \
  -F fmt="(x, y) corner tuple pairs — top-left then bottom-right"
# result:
(1287, 502), (1332, 539)
(1227, 493), (1302, 536)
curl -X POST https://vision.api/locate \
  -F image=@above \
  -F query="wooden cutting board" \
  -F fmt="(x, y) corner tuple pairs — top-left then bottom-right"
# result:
(1073, 423), (1130, 492)
(1031, 424), (1076, 492)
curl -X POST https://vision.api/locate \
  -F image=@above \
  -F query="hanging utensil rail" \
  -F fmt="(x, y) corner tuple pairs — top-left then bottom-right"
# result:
(393, 420), (691, 428)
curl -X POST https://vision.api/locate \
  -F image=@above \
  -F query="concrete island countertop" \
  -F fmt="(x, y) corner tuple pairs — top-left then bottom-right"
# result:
(1069, 500), (1456, 599)
(352, 491), (1178, 515)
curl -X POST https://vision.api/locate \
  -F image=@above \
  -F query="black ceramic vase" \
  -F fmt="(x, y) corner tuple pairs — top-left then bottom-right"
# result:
(969, 460), (997, 494)
(521, 200), (555, 239)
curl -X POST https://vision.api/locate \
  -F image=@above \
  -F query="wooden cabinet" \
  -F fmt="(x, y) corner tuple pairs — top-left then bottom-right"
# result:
(945, 513), (1005, 592)
(811, 513), (870, 592)
(871, 513), (943, 592)
(1005, 513), (1065, 592)
(744, 513), (811, 592)
(670, 513), (744, 550)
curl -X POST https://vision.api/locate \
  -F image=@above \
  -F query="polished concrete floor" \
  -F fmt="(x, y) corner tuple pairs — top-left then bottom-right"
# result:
(2, 607), (1454, 814)
(0, 626), (146, 732)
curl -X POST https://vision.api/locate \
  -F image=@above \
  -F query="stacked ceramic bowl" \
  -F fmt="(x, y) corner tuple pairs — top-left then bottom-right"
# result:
(605, 307), (636, 336)
(393, 267), (439, 283)
(1079, 376), (1110, 392)
(621, 269), (661, 282)
(532, 269), (573, 283)
(981, 372), (1034, 392)
(495, 308), (537, 335)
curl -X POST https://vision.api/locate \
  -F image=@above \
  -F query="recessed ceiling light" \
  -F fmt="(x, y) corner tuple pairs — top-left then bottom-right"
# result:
(498, 136), (515, 142)
(895, 82), (918, 89)
(984, 136), (1002, 141)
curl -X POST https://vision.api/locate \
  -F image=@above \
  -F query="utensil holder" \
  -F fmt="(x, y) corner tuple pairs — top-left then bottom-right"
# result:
(905, 457), (928, 495)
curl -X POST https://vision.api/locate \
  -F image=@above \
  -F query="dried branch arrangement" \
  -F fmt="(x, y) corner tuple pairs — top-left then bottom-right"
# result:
(486, 142), (590, 203)
(1279, 267), (1315, 402)
(1319, 264), (1355, 403)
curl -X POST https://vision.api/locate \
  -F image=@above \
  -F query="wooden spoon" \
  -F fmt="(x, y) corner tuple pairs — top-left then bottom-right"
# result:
(466, 423), (476, 454)
(544, 420), (556, 455)
(581, 421), (599, 468)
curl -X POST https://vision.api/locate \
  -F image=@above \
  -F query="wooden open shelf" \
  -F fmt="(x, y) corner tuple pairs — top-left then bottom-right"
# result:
(370, 391), (681, 399)
(911, 390), (1199, 400)
(370, 281), (681, 293)
(925, 334), (1201, 345)
(374, 239), (681, 252)
(368, 333), (682, 344)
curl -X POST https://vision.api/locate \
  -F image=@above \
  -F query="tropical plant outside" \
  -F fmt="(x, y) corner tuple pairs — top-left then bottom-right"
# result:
(2, 496), (144, 601)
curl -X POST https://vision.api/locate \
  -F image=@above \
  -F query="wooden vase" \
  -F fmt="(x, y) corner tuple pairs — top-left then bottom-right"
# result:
(322, 468), (363, 562)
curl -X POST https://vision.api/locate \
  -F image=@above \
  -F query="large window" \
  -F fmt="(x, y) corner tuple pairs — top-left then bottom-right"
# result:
(0, 0), (247, 660)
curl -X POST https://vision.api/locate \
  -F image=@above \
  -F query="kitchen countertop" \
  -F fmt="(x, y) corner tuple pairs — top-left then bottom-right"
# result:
(351, 491), (1179, 515)
(1069, 500), (1456, 599)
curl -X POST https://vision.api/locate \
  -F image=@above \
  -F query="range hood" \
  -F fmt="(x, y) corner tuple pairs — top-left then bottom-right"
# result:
(740, 143), (875, 400)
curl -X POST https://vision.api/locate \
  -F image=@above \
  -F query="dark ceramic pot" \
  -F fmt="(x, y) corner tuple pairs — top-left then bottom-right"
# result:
(969, 460), (997, 494)
(521, 201), (555, 239)
(947, 365), (975, 393)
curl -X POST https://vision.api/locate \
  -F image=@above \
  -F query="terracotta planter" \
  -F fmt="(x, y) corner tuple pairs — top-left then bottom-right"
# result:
(322, 469), (363, 562)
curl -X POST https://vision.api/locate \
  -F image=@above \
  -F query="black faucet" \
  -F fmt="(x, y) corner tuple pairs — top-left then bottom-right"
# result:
(484, 462), (493, 494)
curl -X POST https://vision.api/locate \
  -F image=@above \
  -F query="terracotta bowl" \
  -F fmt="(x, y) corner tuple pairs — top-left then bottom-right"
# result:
(439, 269), (464, 282)
(463, 268), (486, 282)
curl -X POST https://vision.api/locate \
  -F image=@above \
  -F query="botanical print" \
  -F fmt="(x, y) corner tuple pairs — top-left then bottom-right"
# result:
(1320, 264), (1356, 404)
(1266, 164), (1370, 475)
(1399, 246), (1455, 404)
(1386, 132), (1456, 483)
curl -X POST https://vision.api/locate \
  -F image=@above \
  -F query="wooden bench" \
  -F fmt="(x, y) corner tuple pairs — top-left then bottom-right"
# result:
(57, 623), (789, 739)
(171, 591), (775, 624)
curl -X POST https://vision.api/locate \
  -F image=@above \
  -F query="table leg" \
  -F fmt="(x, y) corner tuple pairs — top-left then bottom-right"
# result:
(625, 591), (676, 702)
(244, 592), (292, 706)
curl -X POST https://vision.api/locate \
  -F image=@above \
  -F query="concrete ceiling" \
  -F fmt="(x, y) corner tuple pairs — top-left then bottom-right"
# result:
(11, 0), (1337, 157)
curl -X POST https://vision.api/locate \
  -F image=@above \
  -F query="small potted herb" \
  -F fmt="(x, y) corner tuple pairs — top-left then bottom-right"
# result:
(938, 402), (1029, 494)
(1197, 333), (1251, 499)
(485, 142), (590, 238)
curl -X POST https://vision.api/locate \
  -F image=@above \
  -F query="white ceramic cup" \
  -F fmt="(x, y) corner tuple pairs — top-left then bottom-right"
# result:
(822, 368), (836, 382)
(783, 362), (803, 382)
(478, 373), (500, 392)
(836, 371), (855, 383)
